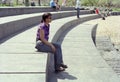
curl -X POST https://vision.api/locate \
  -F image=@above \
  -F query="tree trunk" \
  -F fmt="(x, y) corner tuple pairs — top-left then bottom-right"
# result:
(16, 0), (18, 5)
(38, 0), (41, 6)
(25, 0), (29, 6)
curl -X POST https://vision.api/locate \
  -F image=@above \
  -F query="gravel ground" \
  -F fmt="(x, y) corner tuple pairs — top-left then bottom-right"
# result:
(85, 16), (120, 44)
(84, 16), (120, 77)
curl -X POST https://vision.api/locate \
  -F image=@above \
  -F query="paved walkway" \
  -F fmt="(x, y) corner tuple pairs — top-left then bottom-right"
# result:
(0, 15), (86, 82)
(0, 14), (94, 82)
(0, 25), (47, 82)
(85, 16), (120, 77)
(48, 22), (120, 82)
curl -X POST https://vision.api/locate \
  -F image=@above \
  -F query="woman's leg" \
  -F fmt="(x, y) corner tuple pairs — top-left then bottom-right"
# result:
(35, 41), (53, 53)
(52, 43), (64, 70)
(35, 41), (65, 71)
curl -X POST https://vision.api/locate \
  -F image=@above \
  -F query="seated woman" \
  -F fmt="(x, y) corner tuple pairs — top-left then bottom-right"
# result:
(35, 13), (67, 73)
(50, 0), (60, 10)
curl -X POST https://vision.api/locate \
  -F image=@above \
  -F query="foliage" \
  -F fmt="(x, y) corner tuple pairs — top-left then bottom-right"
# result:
(112, 8), (120, 12)
(0, 0), (120, 8)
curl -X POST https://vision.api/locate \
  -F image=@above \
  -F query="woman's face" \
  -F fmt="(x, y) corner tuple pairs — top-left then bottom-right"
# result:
(46, 16), (52, 23)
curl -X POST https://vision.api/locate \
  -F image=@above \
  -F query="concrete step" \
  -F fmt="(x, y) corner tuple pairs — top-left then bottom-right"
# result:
(0, 26), (47, 82)
(0, 74), (46, 82)
(0, 14), (100, 82)
(0, 7), (75, 17)
(61, 24), (120, 82)
(46, 14), (101, 82)
(47, 21), (120, 82)
(43, 12), (120, 82)
(0, 10), (93, 41)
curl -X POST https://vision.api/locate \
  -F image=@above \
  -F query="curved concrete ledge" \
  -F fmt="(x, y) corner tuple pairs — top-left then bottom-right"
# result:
(47, 14), (120, 82)
(91, 24), (98, 46)
(0, 7), (75, 17)
(0, 10), (93, 42)
(111, 12), (120, 16)
(46, 14), (101, 82)
(51, 15), (100, 43)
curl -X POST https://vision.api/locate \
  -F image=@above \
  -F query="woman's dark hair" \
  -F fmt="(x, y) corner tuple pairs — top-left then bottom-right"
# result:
(41, 13), (52, 23)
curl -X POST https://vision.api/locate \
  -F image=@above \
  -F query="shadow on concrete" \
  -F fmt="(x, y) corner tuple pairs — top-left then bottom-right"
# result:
(56, 72), (77, 80)
(91, 24), (98, 46)
(47, 69), (77, 82)
(0, 24), (38, 44)
(47, 53), (77, 82)
(46, 16), (100, 82)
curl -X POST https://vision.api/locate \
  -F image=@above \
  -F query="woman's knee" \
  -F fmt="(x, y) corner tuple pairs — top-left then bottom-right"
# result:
(52, 43), (61, 48)
(36, 42), (53, 52)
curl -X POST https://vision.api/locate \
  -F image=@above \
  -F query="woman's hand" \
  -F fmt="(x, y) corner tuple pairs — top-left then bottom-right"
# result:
(50, 44), (56, 53)
(39, 29), (56, 53)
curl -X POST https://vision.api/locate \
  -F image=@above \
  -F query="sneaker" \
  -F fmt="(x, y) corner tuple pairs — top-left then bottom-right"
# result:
(55, 67), (65, 73)
(61, 64), (68, 68)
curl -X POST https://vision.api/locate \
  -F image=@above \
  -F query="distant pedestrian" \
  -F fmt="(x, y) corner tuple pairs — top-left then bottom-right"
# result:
(62, 0), (66, 6)
(35, 13), (68, 73)
(75, 0), (81, 18)
(31, 0), (35, 6)
(100, 9), (106, 20)
(50, 0), (60, 10)
(2, 0), (6, 5)
(55, 0), (61, 10)
(95, 8), (99, 14)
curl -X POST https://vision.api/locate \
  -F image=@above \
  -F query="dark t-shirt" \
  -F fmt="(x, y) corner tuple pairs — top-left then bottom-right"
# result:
(36, 23), (50, 41)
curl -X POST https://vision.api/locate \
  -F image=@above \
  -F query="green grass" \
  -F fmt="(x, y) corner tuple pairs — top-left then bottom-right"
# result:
(112, 8), (120, 12)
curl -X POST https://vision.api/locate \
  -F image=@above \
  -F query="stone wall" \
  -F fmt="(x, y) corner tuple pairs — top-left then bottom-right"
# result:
(0, 7), (75, 17)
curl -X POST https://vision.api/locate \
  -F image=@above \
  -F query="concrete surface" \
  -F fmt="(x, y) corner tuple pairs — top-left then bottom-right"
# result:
(0, 10), (92, 41)
(1, 13), (118, 82)
(0, 7), (75, 17)
(0, 14), (100, 82)
(82, 16), (120, 76)
(47, 22), (120, 82)
(0, 25), (47, 82)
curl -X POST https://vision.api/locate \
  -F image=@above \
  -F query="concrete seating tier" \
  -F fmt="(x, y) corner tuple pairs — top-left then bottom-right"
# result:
(0, 14), (101, 82)
(0, 10), (93, 42)
(111, 12), (120, 15)
(47, 14), (100, 82)
(0, 7), (75, 17)
(47, 15), (120, 82)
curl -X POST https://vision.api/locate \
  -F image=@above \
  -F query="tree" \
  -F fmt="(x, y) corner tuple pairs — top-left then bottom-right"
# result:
(25, 0), (29, 6)
(16, 0), (18, 5)
(38, 0), (41, 6)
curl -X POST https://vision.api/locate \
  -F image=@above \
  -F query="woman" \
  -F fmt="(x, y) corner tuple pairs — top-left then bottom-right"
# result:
(50, 0), (60, 10)
(50, 0), (56, 9)
(35, 13), (67, 73)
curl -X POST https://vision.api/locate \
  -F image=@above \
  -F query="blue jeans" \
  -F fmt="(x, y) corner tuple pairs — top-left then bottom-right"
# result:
(35, 41), (63, 70)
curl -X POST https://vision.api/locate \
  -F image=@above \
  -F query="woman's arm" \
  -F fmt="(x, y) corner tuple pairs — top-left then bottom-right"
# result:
(39, 29), (56, 52)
